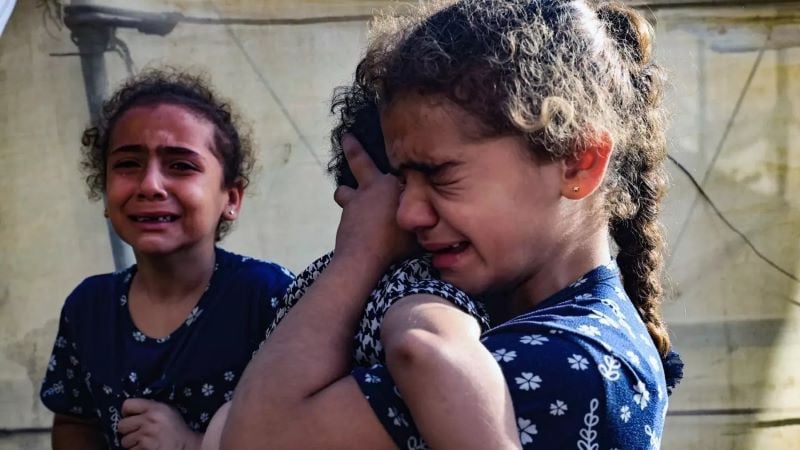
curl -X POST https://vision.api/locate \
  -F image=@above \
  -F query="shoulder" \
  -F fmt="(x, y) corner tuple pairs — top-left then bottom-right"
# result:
(483, 304), (668, 419)
(294, 252), (333, 283)
(62, 271), (127, 315)
(215, 248), (294, 292)
(481, 322), (606, 384)
(490, 263), (663, 382)
(377, 256), (489, 328)
(384, 256), (435, 280)
(52, 271), (130, 344)
(484, 294), (662, 384)
(263, 253), (332, 339)
(284, 253), (331, 296)
(69, 272), (118, 295)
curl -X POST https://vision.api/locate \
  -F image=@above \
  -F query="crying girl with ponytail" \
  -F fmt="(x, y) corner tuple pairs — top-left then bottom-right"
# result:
(223, 1), (683, 448)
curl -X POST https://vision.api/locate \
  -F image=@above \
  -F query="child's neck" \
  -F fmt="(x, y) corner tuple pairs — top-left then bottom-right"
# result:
(509, 229), (611, 317)
(132, 244), (216, 304)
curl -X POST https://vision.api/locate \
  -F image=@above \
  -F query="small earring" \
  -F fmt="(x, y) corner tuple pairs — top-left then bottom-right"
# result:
(103, 209), (109, 218)
(228, 209), (236, 218)
(572, 186), (580, 193)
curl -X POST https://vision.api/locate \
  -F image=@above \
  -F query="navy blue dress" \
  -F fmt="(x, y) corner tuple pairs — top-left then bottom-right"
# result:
(352, 260), (682, 449)
(40, 248), (293, 449)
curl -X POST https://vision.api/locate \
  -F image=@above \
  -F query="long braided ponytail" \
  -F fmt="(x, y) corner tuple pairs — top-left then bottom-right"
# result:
(597, 1), (672, 358)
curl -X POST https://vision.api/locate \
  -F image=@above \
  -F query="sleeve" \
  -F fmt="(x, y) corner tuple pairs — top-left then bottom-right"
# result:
(262, 261), (295, 300)
(351, 364), (425, 450)
(351, 329), (606, 449)
(40, 294), (96, 419)
(395, 278), (489, 331)
(381, 259), (489, 331)
(352, 259), (491, 367)
(264, 254), (330, 341)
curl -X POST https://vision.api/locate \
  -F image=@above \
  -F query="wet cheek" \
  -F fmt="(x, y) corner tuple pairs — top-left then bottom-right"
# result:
(105, 179), (132, 204)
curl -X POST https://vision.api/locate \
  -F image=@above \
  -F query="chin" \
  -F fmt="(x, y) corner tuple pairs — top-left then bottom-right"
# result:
(128, 239), (181, 256)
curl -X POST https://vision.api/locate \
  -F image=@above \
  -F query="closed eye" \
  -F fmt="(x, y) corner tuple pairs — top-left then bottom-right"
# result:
(431, 177), (462, 194)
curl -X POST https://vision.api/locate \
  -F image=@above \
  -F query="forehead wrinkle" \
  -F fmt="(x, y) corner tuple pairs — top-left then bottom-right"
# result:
(386, 136), (452, 176)
(397, 160), (458, 175)
(382, 92), (488, 180)
(383, 107), (447, 165)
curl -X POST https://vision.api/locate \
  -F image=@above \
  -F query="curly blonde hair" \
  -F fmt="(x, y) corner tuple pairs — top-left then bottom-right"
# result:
(354, 0), (671, 357)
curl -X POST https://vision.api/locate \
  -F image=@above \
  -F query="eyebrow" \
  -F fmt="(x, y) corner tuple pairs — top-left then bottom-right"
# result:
(390, 161), (459, 176)
(109, 145), (202, 158)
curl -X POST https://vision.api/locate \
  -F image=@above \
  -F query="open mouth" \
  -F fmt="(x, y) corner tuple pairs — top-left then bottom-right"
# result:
(432, 242), (469, 255)
(426, 241), (471, 270)
(129, 215), (179, 223)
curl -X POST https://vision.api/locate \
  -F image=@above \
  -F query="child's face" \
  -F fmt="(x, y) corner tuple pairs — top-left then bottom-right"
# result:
(105, 103), (240, 256)
(382, 93), (569, 298)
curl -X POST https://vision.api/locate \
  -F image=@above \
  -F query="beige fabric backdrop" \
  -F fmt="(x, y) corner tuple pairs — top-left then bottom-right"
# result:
(0, 1), (797, 448)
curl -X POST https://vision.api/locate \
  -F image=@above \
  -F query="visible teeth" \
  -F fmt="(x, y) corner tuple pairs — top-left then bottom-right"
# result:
(438, 243), (466, 252)
(134, 216), (174, 222)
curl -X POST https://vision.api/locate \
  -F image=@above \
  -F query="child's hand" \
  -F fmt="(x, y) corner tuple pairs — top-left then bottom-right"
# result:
(119, 398), (202, 450)
(333, 134), (415, 268)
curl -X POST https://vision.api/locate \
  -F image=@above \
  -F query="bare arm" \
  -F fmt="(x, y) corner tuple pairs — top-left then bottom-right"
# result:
(200, 402), (229, 450)
(52, 414), (106, 450)
(221, 135), (406, 450)
(382, 295), (522, 450)
(221, 255), (398, 450)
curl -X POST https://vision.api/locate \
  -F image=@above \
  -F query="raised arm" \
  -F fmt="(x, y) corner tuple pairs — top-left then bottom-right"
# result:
(221, 253), (398, 449)
(381, 295), (522, 450)
(221, 136), (409, 450)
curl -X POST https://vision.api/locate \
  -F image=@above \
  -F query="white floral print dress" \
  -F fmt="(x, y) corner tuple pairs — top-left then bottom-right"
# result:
(350, 260), (683, 449)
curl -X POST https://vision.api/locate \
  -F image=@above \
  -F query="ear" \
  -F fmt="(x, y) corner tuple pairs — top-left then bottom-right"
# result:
(222, 179), (245, 220)
(560, 131), (613, 200)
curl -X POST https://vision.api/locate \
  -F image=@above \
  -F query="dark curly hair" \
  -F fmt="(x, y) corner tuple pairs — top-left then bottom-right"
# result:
(80, 67), (255, 240)
(348, 0), (672, 357)
(327, 76), (389, 188)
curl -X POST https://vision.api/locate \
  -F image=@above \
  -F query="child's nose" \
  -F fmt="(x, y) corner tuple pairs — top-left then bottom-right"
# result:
(137, 164), (167, 200)
(396, 183), (437, 233)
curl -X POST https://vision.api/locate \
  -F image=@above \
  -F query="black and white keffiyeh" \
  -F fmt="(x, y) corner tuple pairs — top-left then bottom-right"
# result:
(265, 252), (489, 366)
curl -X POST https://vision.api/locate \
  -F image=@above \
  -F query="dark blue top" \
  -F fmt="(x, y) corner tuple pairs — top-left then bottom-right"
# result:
(40, 247), (293, 449)
(353, 260), (682, 450)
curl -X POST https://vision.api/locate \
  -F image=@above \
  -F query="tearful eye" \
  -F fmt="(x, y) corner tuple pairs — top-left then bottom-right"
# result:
(432, 178), (457, 188)
(111, 160), (140, 169)
(170, 161), (197, 171)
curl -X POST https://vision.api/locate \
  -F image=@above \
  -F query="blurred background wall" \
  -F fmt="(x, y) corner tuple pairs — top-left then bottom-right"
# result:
(0, 1), (798, 448)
